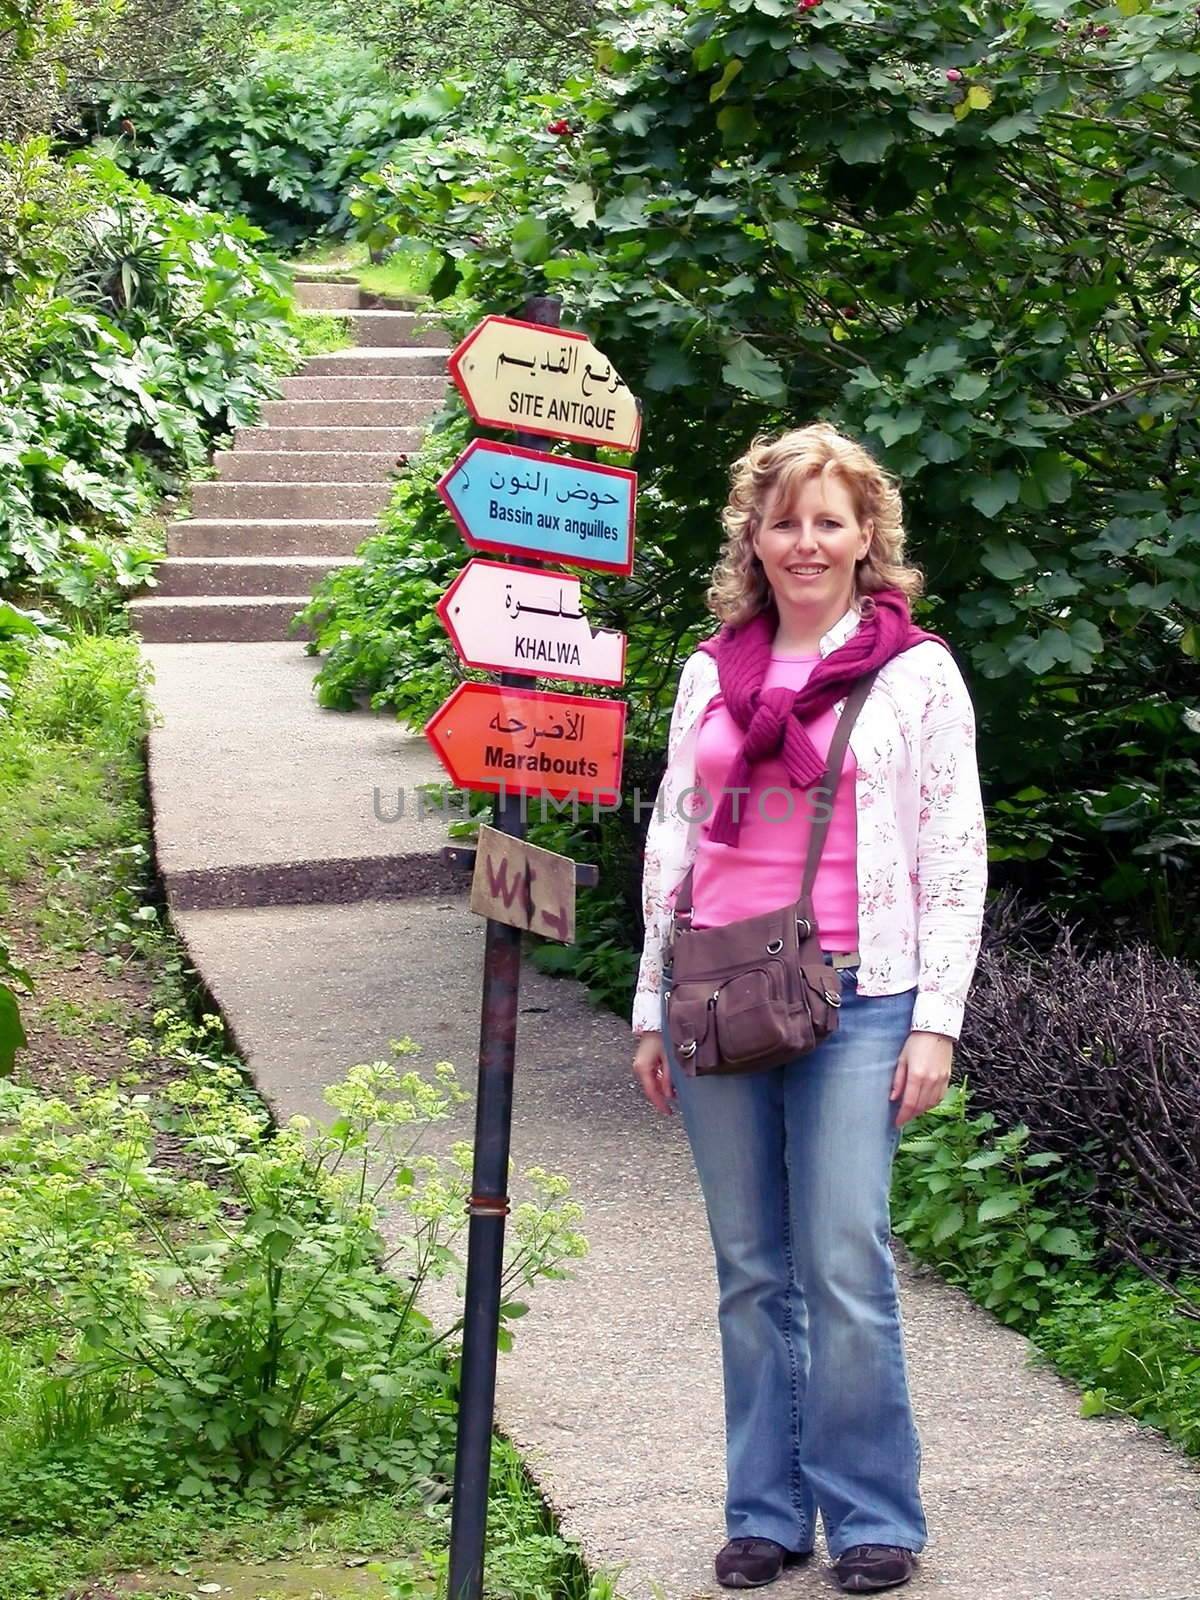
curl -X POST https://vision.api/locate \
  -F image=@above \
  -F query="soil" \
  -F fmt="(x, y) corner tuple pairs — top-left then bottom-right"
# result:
(5, 868), (228, 1186)
(70, 1554), (392, 1599)
(60, 1553), (404, 1600)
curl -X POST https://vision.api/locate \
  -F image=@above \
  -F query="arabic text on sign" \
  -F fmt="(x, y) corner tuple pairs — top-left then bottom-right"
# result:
(437, 440), (636, 576)
(449, 317), (641, 452)
(424, 682), (626, 802)
(436, 559), (626, 688)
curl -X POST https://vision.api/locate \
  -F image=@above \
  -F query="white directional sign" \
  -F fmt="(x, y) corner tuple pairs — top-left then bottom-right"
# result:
(436, 558), (626, 687)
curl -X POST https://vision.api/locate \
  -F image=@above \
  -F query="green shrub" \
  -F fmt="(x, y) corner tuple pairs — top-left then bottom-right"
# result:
(891, 1080), (1200, 1458)
(328, 0), (1200, 953)
(0, 1030), (587, 1526)
(892, 1082), (1096, 1327)
(0, 138), (301, 614)
(93, 29), (465, 246)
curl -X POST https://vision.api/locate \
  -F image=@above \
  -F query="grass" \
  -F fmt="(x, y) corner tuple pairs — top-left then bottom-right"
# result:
(0, 1493), (422, 1600)
(295, 310), (355, 356)
(285, 235), (443, 302)
(357, 243), (443, 303)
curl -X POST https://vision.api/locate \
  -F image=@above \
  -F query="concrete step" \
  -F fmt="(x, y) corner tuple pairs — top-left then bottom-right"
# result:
(152, 556), (354, 597)
(234, 426), (422, 453)
(214, 451), (404, 483)
(360, 290), (424, 310)
(301, 348), (456, 377)
(280, 370), (447, 398)
(291, 267), (359, 283)
(299, 308), (445, 348)
(169, 520), (375, 557)
(129, 596), (313, 644)
(190, 481), (391, 519)
(294, 281), (361, 309)
(259, 399), (444, 428)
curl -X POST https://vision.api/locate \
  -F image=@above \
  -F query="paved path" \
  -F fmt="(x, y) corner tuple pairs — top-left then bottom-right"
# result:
(141, 639), (1200, 1600)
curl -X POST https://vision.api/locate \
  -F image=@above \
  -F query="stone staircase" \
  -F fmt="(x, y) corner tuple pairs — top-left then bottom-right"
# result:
(129, 278), (450, 643)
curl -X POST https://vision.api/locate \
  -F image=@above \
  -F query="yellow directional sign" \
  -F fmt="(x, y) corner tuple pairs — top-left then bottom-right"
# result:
(448, 315), (641, 453)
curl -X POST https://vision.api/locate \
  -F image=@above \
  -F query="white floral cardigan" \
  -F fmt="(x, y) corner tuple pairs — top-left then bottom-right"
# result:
(631, 607), (988, 1041)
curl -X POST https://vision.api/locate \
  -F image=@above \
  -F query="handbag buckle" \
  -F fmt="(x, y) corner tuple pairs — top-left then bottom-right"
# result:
(796, 917), (812, 939)
(766, 937), (783, 954)
(825, 988), (842, 1008)
(678, 1040), (697, 1058)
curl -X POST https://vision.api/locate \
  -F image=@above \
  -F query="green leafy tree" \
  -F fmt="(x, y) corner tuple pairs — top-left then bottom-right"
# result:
(93, 30), (466, 244)
(319, 0), (1200, 949)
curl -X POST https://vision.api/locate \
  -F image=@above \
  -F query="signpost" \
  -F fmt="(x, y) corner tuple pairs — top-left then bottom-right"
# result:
(425, 681), (626, 801)
(428, 296), (636, 1600)
(437, 438), (636, 574)
(436, 559), (626, 686)
(448, 314), (641, 452)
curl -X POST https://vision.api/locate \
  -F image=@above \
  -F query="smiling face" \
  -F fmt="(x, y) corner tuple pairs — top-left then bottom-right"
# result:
(751, 468), (873, 626)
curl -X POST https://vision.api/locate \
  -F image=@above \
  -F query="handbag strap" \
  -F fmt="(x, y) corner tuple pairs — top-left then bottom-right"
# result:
(672, 668), (879, 925)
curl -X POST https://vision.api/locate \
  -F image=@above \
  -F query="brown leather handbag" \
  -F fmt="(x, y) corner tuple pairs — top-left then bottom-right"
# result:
(662, 672), (877, 1078)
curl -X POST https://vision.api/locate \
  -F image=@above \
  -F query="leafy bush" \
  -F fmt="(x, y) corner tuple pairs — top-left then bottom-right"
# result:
(93, 30), (466, 246)
(327, 0), (1200, 952)
(0, 138), (302, 615)
(298, 411), (475, 717)
(0, 0), (248, 142)
(0, 934), (31, 1078)
(891, 1082), (1096, 1326)
(0, 1032), (587, 1526)
(891, 1080), (1200, 1459)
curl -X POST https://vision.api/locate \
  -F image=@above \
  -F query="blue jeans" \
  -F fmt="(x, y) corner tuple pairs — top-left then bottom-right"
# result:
(662, 967), (927, 1560)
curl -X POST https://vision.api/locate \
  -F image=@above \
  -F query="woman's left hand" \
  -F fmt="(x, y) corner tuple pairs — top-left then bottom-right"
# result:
(889, 1031), (955, 1128)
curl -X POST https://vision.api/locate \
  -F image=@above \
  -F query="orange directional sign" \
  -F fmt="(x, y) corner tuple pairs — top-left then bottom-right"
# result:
(448, 316), (641, 453)
(424, 682), (626, 803)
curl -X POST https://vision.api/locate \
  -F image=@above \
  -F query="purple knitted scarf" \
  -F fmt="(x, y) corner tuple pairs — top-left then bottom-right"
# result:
(696, 589), (942, 846)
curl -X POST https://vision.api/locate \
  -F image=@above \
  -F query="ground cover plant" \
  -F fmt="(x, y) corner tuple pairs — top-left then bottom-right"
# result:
(890, 1081), (1200, 1459)
(0, 137), (307, 618)
(898, 896), (1200, 1441)
(0, 630), (611, 1600)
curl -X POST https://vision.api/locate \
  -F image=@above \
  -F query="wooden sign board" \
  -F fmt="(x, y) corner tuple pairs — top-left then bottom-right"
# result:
(448, 316), (641, 452)
(469, 824), (576, 943)
(437, 559), (626, 687)
(437, 439), (636, 576)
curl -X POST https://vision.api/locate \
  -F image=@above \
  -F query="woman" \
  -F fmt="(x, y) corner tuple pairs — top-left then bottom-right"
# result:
(630, 423), (987, 1594)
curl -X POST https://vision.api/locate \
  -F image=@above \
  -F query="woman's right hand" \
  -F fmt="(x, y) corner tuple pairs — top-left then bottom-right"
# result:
(632, 1030), (676, 1115)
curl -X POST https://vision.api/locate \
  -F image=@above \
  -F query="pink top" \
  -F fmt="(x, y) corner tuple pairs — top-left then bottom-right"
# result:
(689, 652), (860, 951)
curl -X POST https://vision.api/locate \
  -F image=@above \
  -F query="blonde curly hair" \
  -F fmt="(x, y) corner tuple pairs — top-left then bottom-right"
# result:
(706, 422), (923, 626)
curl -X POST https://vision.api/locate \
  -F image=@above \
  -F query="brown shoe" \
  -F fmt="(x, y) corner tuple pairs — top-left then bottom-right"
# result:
(715, 1537), (813, 1589)
(832, 1544), (916, 1592)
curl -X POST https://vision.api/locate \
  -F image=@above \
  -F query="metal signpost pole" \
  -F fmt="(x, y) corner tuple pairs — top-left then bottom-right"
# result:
(445, 296), (562, 1600)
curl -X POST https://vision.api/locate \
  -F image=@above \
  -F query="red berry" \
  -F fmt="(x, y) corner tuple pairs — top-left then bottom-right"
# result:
(1095, 23), (1110, 36)
(945, 68), (963, 82)
(797, 0), (820, 11)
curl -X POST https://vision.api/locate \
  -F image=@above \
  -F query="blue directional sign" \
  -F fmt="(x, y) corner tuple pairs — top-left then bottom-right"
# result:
(436, 439), (636, 576)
